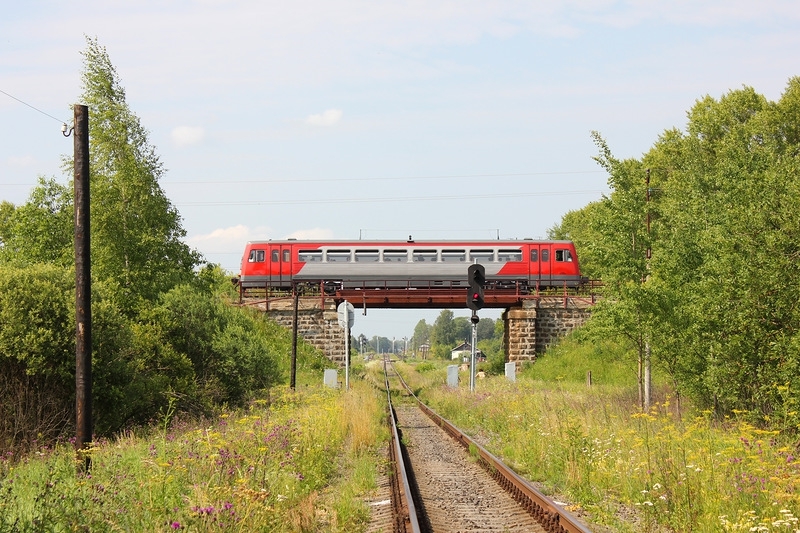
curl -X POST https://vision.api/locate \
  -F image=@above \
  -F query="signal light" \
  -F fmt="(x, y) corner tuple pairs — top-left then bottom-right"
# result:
(466, 264), (485, 310)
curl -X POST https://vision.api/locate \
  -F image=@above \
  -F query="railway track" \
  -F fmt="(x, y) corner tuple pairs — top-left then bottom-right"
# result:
(374, 358), (593, 533)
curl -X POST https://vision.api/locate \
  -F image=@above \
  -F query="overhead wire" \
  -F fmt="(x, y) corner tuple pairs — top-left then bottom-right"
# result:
(1, 89), (607, 206)
(162, 170), (605, 186)
(0, 88), (68, 125)
(175, 189), (605, 207)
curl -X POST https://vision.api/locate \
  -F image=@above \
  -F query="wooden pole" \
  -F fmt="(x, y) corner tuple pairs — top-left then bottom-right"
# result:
(290, 284), (298, 390)
(73, 104), (92, 471)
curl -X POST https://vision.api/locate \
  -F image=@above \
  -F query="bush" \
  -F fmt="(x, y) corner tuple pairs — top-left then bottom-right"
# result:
(0, 264), (75, 450)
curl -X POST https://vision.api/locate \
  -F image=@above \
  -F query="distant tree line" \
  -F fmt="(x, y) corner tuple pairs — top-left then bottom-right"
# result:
(404, 311), (503, 369)
(550, 78), (800, 424)
(0, 38), (321, 452)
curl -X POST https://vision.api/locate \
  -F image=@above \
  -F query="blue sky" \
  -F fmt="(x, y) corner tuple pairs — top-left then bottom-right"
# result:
(3, 1), (799, 341)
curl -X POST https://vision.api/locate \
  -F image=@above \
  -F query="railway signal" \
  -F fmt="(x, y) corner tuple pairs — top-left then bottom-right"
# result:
(466, 263), (485, 310)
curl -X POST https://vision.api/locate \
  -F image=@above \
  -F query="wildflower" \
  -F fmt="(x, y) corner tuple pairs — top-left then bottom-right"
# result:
(170, 521), (181, 529)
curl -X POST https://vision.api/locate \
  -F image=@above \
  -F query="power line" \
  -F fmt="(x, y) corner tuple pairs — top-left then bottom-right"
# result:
(0, 88), (68, 125)
(163, 170), (605, 186)
(5, 170), (609, 188)
(176, 189), (605, 207)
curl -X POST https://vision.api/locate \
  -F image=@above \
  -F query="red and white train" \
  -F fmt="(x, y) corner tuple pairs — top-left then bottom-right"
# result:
(238, 239), (582, 291)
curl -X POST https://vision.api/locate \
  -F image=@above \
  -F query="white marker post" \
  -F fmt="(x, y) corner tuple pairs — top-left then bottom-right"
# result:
(337, 301), (355, 390)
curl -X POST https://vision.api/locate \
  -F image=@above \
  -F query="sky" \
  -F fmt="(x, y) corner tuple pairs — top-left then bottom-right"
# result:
(2, 1), (799, 341)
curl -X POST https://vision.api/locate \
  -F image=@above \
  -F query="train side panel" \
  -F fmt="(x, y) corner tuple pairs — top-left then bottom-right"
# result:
(239, 240), (582, 289)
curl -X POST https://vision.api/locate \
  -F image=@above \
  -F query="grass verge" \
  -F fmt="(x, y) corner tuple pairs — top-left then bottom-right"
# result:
(0, 380), (386, 532)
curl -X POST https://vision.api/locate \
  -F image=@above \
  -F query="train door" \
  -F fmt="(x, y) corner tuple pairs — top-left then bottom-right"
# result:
(535, 243), (552, 287)
(528, 244), (539, 288)
(541, 244), (552, 286)
(269, 243), (294, 288)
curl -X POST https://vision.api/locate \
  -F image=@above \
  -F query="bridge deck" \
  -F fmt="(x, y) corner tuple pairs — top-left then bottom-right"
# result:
(333, 288), (562, 308)
(239, 280), (601, 310)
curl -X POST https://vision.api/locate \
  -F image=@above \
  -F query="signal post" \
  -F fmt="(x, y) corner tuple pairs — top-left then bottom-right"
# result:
(466, 264), (485, 392)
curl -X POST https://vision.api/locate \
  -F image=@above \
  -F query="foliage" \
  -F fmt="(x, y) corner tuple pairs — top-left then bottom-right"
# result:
(567, 78), (800, 420)
(0, 264), (75, 449)
(0, 261), (326, 448)
(420, 372), (800, 533)
(423, 310), (498, 361)
(0, 383), (386, 532)
(0, 38), (331, 453)
(76, 36), (200, 308)
(411, 319), (432, 355)
(0, 201), (14, 246)
(0, 178), (73, 266)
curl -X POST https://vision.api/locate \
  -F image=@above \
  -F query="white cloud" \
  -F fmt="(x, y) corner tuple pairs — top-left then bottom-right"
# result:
(285, 227), (335, 240)
(305, 109), (343, 127)
(187, 224), (270, 250)
(171, 125), (205, 147)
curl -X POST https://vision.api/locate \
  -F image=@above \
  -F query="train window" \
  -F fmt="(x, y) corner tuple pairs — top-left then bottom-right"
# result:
(541, 249), (549, 262)
(383, 250), (408, 262)
(497, 249), (522, 262)
(441, 249), (466, 262)
(248, 249), (266, 262)
(271, 250), (279, 262)
(469, 249), (494, 263)
(555, 249), (573, 262)
(530, 249), (538, 262)
(298, 250), (322, 262)
(413, 250), (437, 262)
(355, 250), (379, 262)
(283, 250), (290, 262)
(326, 250), (351, 262)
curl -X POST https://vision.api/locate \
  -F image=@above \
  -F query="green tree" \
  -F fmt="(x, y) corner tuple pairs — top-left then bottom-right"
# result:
(77, 36), (199, 307)
(574, 79), (800, 419)
(0, 200), (15, 247)
(476, 317), (495, 341)
(0, 264), (75, 448)
(411, 319), (431, 355)
(0, 178), (73, 265)
(430, 310), (457, 352)
(547, 201), (607, 280)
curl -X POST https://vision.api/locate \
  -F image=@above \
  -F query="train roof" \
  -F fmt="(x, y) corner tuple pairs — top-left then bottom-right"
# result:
(244, 239), (574, 246)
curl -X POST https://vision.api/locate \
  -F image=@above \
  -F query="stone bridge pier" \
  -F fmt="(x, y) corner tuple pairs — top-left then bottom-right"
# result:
(502, 297), (593, 365)
(258, 297), (348, 365)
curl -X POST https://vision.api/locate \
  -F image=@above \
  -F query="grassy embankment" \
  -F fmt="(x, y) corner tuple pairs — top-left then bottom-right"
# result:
(4, 336), (800, 533)
(404, 337), (800, 533)
(0, 375), (388, 532)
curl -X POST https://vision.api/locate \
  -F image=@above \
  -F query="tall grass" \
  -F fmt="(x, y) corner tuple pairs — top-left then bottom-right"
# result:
(0, 381), (386, 532)
(415, 353), (800, 533)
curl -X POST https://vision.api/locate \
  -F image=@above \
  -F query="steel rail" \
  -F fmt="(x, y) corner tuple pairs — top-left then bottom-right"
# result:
(383, 358), (422, 533)
(391, 363), (593, 533)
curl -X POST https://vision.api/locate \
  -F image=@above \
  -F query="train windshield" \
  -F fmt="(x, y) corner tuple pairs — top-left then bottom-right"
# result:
(555, 249), (573, 262)
(248, 249), (265, 262)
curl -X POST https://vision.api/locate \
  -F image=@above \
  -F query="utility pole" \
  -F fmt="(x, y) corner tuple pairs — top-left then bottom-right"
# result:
(290, 284), (298, 390)
(73, 104), (92, 472)
(643, 169), (652, 411)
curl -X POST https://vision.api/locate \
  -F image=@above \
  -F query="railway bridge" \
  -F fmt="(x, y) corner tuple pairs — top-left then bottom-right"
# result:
(241, 283), (597, 365)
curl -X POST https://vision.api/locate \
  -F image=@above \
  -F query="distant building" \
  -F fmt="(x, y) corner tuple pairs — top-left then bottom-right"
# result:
(451, 341), (484, 363)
